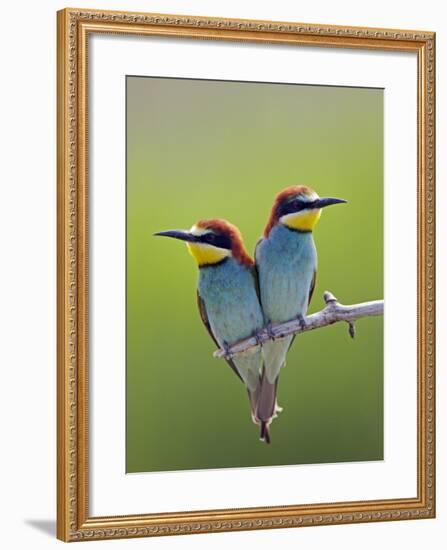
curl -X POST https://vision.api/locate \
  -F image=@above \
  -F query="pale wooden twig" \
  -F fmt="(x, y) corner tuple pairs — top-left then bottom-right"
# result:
(213, 291), (384, 359)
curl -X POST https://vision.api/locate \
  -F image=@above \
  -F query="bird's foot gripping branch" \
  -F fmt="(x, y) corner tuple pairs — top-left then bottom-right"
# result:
(213, 291), (384, 359)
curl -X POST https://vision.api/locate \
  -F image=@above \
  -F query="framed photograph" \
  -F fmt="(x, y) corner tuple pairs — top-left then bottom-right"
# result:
(57, 7), (436, 542)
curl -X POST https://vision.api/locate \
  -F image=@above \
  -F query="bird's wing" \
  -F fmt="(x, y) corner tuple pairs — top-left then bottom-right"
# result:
(308, 269), (317, 307)
(253, 237), (265, 299)
(254, 236), (263, 259)
(286, 269), (316, 353)
(196, 290), (243, 382)
(250, 262), (262, 303)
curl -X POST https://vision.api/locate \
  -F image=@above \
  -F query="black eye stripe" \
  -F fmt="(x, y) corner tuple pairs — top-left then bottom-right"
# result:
(278, 199), (317, 217)
(199, 233), (232, 250)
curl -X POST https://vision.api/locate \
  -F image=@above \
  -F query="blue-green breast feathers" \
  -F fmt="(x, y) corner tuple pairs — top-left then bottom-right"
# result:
(256, 224), (317, 324)
(198, 257), (264, 345)
(197, 257), (264, 393)
(255, 224), (317, 392)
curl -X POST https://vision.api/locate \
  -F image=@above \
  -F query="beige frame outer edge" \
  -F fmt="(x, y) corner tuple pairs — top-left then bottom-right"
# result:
(57, 7), (436, 542)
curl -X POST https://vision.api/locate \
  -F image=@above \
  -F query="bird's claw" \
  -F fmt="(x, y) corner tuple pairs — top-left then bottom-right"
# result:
(221, 343), (233, 361)
(266, 322), (276, 341)
(296, 314), (307, 331)
(254, 329), (264, 346)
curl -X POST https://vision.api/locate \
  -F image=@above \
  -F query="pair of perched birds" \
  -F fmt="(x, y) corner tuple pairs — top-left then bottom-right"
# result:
(155, 185), (346, 443)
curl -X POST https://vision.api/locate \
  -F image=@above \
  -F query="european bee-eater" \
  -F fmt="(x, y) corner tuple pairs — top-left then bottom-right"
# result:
(155, 219), (267, 439)
(255, 186), (347, 440)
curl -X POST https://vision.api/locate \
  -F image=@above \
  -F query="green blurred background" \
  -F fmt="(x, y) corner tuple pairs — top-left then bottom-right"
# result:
(126, 76), (383, 473)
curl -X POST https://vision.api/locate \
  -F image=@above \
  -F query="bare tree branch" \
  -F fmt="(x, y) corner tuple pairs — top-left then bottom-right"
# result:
(214, 291), (384, 359)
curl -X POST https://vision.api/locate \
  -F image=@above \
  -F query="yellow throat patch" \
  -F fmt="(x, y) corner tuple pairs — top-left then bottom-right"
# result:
(186, 242), (230, 266)
(282, 209), (322, 232)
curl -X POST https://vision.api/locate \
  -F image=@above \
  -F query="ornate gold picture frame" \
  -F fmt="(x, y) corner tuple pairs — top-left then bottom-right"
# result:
(57, 7), (435, 542)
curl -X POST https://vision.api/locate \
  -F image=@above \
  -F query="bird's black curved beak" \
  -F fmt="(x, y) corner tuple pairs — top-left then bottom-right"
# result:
(314, 197), (347, 209)
(153, 230), (196, 242)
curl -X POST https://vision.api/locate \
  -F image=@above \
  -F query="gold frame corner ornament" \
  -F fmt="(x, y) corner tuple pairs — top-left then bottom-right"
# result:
(57, 7), (435, 542)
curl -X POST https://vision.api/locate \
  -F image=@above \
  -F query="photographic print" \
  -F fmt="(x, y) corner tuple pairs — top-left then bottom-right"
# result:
(58, 9), (435, 541)
(126, 76), (384, 473)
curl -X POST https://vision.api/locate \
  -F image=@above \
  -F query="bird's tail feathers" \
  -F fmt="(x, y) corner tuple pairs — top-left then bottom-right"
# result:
(256, 374), (279, 444)
(247, 383), (262, 427)
(260, 421), (271, 444)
